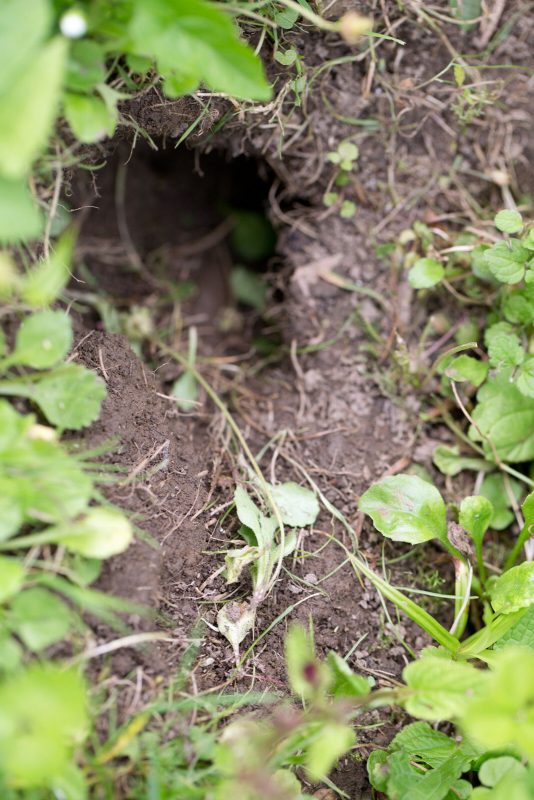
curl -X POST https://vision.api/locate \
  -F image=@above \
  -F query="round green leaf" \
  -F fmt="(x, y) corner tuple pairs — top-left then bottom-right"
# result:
(11, 310), (72, 368)
(28, 363), (106, 429)
(54, 507), (133, 558)
(483, 240), (529, 284)
(64, 92), (117, 143)
(494, 210), (523, 234)
(8, 588), (72, 651)
(459, 496), (493, 548)
(270, 482), (319, 528)
(359, 474), (447, 544)
(408, 258), (444, 289)
(490, 562), (534, 614)
(445, 355), (488, 387)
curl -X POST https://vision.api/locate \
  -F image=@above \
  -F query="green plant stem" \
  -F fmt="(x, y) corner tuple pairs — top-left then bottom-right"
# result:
(457, 608), (527, 658)
(504, 522), (532, 571)
(274, 0), (339, 32)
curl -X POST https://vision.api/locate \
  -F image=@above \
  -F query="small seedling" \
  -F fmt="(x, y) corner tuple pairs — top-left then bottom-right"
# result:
(217, 482), (319, 663)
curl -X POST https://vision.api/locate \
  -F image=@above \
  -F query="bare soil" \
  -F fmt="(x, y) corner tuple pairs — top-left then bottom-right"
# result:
(68, 2), (533, 794)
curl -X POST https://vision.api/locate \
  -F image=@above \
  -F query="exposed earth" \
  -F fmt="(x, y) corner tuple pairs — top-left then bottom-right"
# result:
(65, 3), (533, 794)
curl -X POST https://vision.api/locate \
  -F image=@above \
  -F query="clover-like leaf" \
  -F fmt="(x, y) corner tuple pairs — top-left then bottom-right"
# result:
(359, 474), (447, 545)
(269, 482), (319, 528)
(10, 310), (72, 369)
(490, 562), (534, 614)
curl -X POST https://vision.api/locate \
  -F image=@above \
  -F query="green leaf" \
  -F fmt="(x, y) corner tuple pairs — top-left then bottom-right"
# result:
(234, 486), (277, 549)
(0, 558), (25, 604)
(490, 562), (534, 614)
(459, 495), (493, 549)
(483, 240), (530, 284)
(359, 474), (447, 545)
(432, 444), (492, 477)
(305, 722), (355, 781)
(494, 604), (534, 650)
(269, 482), (319, 528)
(516, 357), (534, 398)
(172, 370), (198, 411)
(10, 310), (72, 368)
(408, 258), (445, 289)
(285, 624), (330, 700)
(128, 0), (271, 101)
(0, 177), (43, 244)
(230, 212), (276, 262)
(479, 472), (521, 530)
(445, 355), (488, 386)
(470, 372), (534, 462)
(0, 38), (67, 179)
(273, 6), (299, 28)
(386, 750), (470, 800)
(485, 323), (525, 369)
(502, 288), (534, 325)
(21, 363), (107, 429)
(52, 508), (133, 558)
(230, 266), (267, 310)
(402, 654), (483, 720)
(0, 634), (22, 672)
(327, 651), (373, 698)
(0, 0), (51, 94)
(21, 227), (76, 307)
(494, 210), (523, 234)
(0, 663), (87, 788)
(389, 721), (475, 768)
(66, 40), (106, 92)
(64, 92), (117, 143)
(459, 647), (534, 759)
(479, 757), (524, 787)
(8, 588), (72, 651)
(274, 48), (298, 66)
(367, 750), (389, 792)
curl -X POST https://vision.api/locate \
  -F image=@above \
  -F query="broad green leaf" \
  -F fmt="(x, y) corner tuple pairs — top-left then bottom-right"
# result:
(445, 354), (488, 386)
(0, 177), (43, 244)
(286, 624), (329, 700)
(8, 588), (72, 651)
(479, 756), (524, 787)
(20, 363), (107, 429)
(459, 496), (493, 549)
(386, 749), (470, 800)
(502, 288), (534, 325)
(516, 357), (534, 398)
(0, 558), (25, 604)
(408, 258), (444, 289)
(402, 655), (483, 720)
(230, 266), (267, 310)
(490, 562), (534, 614)
(485, 323), (525, 369)
(273, 6), (299, 28)
(172, 370), (198, 411)
(269, 482), (319, 528)
(479, 472), (521, 530)
(367, 750), (389, 792)
(128, 0), (271, 101)
(11, 310), (72, 368)
(234, 486), (277, 548)
(494, 210), (523, 234)
(21, 227), (76, 306)
(389, 721), (476, 768)
(327, 651), (373, 698)
(470, 372), (534, 462)
(66, 40), (106, 92)
(483, 240), (530, 284)
(305, 722), (355, 781)
(493, 604), (534, 650)
(460, 647), (534, 759)
(0, 0), (51, 94)
(52, 508), (133, 558)
(64, 92), (118, 143)
(359, 474), (447, 545)
(0, 38), (67, 178)
(0, 664), (87, 788)
(432, 444), (492, 477)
